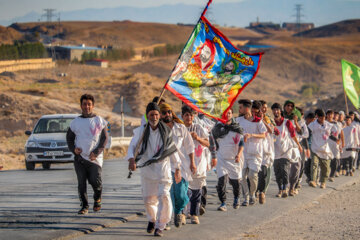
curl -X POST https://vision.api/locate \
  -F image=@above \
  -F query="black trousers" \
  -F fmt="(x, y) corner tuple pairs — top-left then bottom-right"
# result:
(188, 188), (201, 215)
(257, 165), (268, 193)
(342, 157), (354, 173)
(74, 155), (102, 208)
(273, 158), (290, 190)
(201, 186), (207, 209)
(330, 158), (339, 177)
(304, 158), (312, 182)
(216, 175), (240, 203)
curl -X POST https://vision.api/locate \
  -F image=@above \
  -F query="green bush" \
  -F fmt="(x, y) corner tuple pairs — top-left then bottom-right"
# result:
(0, 42), (47, 60)
(153, 43), (185, 57)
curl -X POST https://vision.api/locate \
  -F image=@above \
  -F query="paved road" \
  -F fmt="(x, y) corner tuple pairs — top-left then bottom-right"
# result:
(1, 160), (359, 240)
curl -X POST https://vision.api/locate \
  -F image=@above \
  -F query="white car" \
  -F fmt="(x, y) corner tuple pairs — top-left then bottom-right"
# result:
(24, 114), (79, 170)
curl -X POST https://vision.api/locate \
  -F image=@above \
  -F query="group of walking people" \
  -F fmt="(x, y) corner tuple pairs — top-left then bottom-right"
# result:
(67, 94), (360, 237)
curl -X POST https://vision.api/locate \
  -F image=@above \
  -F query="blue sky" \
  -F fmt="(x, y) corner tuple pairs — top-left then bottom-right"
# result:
(0, 0), (359, 27)
(0, 0), (233, 20)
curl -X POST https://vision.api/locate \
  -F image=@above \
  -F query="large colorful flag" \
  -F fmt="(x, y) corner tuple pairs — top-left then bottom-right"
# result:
(165, 16), (263, 123)
(342, 59), (360, 109)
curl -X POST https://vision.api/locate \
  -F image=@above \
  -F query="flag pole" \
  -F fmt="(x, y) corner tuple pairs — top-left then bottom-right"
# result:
(128, 0), (214, 178)
(157, 0), (213, 104)
(344, 89), (349, 115)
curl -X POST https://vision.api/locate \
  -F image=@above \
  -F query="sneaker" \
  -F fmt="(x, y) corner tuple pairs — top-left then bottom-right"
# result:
(294, 189), (299, 195)
(181, 214), (186, 225)
(328, 177), (334, 182)
(77, 207), (88, 215)
(233, 197), (240, 209)
(289, 189), (295, 196)
(217, 202), (227, 211)
(296, 184), (302, 189)
(335, 172), (339, 177)
(276, 190), (282, 198)
(249, 197), (256, 205)
(309, 181), (317, 188)
(174, 214), (182, 228)
(190, 215), (200, 224)
(320, 183), (326, 189)
(350, 171), (354, 176)
(154, 228), (163, 237)
(93, 199), (101, 212)
(281, 190), (288, 198)
(147, 222), (155, 233)
(346, 171), (350, 176)
(241, 201), (249, 207)
(199, 206), (206, 216)
(259, 192), (266, 204)
(164, 224), (171, 231)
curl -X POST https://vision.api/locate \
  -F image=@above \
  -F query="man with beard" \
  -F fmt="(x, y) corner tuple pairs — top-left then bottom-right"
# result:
(181, 105), (209, 224)
(159, 103), (196, 228)
(127, 102), (181, 237)
(236, 99), (267, 206)
(271, 103), (302, 197)
(210, 108), (244, 211)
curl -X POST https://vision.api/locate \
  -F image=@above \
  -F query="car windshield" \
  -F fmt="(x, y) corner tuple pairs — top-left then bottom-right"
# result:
(33, 118), (74, 134)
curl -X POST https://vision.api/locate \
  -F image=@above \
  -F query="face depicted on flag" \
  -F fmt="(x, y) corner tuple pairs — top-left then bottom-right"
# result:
(166, 16), (263, 123)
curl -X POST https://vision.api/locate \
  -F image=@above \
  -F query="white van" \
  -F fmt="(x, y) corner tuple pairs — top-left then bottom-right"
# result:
(24, 114), (79, 170)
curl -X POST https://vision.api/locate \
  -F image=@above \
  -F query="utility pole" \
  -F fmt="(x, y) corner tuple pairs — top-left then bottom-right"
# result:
(294, 4), (304, 32)
(43, 9), (56, 23)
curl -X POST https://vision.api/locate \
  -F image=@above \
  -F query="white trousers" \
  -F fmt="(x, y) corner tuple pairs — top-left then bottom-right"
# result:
(141, 177), (172, 230)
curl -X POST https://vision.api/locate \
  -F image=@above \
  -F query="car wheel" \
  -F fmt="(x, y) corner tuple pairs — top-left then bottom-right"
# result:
(42, 162), (51, 170)
(25, 161), (35, 170)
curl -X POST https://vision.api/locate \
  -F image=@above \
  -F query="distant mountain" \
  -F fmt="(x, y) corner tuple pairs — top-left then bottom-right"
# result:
(295, 19), (360, 38)
(1, 0), (360, 28)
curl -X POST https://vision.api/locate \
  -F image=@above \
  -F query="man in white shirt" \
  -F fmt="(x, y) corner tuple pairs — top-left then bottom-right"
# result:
(127, 102), (181, 237)
(66, 94), (108, 215)
(340, 115), (359, 176)
(210, 108), (244, 211)
(159, 103), (196, 228)
(308, 109), (336, 189)
(236, 99), (266, 206)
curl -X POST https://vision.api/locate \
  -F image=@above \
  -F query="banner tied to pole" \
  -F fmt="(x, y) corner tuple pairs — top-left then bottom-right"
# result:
(342, 59), (360, 109)
(165, 16), (263, 123)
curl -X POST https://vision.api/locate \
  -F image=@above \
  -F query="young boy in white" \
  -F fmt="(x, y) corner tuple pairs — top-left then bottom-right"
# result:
(236, 99), (266, 206)
(341, 116), (359, 176)
(210, 109), (244, 211)
(271, 103), (302, 198)
(308, 109), (336, 189)
(181, 105), (209, 224)
(326, 110), (344, 181)
(127, 102), (181, 237)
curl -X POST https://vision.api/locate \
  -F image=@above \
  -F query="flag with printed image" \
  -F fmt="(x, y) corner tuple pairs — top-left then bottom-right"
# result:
(165, 16), (263, 123)
(342, 59), (360, 109)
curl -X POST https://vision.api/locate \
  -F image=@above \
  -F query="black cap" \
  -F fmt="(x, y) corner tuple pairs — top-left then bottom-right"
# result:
(146, 102), (160, 115)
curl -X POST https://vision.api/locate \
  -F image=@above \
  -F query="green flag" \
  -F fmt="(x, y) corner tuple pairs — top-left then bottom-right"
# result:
(342, 59), (360, 109)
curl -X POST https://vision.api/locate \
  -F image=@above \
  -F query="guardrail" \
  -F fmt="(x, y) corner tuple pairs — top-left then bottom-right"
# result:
(110, 137), (132, 147)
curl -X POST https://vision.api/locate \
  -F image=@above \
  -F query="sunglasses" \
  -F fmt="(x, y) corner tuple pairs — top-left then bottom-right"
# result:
(162, 110), (172, 115)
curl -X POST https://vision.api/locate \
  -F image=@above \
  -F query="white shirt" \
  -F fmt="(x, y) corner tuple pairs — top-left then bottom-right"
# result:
(341, 124), (359, 159)
(236, 116), (267, 171)
(170, 122), (195, 182)
(126, 124), (181, 181)
(70, 115), (107, 167)
(308, 120), (335, 160)
(186, 123), (209, 178)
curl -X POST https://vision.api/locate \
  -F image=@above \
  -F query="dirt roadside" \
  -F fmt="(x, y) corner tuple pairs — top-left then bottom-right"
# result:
(243, 176), (360, 240)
